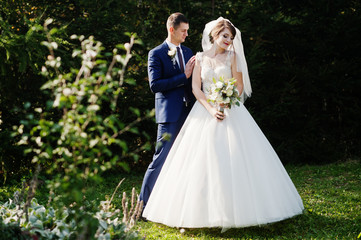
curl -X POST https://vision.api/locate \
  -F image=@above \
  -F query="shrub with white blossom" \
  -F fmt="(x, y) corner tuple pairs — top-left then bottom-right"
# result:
(9, 18), (152, 238)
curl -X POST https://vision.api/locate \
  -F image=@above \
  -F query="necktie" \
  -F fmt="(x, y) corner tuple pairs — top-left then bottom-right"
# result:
(176, 47), (184, 72)
(177, 46), (190, 106)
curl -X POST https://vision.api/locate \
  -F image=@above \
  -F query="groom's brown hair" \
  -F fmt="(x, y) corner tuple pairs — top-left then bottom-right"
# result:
(166, 12), (189, 30)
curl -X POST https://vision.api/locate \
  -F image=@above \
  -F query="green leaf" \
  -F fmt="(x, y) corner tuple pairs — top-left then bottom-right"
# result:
(125, 78), (136, 85)
(29, 215), (37, 224)
(129, 127), (139, 134)
(5, 49), (10, 60)
(129, 107), (140, 117)
(116, 44), (125, 50)
(33, 219), (44, 229)
(134, 39), (144, 45)
(24, 102), (31, 109)
(118, 140), (128, 152)
(99, 219), (107, 229)
(49, 28), (58, 35)
(132, 154), (139, 161)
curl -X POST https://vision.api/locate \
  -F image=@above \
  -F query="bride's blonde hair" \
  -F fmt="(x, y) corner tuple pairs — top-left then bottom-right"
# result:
(209, 19), (236, 44)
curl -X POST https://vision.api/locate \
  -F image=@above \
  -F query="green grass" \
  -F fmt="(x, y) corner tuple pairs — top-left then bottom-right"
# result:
(134, 160), (361, 239)
(1, 160), (361, 239)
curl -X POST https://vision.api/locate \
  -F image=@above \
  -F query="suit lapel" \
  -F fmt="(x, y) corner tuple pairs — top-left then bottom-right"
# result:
(163, 41), (182, 72)
(162, 41), (170, 58)
(181, 45), (190, 62)
(163, 41), (192, 72)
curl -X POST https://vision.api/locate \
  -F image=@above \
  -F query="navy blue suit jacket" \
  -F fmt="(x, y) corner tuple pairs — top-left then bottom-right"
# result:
(148, 41), (195, 123)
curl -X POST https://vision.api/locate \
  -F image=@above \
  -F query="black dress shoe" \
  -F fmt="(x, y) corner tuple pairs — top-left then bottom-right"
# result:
(139, 216), (148, 222)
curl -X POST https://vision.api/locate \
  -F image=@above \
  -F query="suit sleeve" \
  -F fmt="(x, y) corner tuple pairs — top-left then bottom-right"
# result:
(148, 50), (187, 93)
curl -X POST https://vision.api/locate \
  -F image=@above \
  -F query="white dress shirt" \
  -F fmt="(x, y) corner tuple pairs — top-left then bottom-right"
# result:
(166, 39), (186, 69)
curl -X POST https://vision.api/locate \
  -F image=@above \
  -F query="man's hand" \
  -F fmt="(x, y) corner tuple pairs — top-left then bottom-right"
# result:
(184, 55), (196, 79)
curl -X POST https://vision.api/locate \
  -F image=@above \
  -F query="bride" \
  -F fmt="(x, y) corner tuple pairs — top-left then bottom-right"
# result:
(142, 17), (304, 228)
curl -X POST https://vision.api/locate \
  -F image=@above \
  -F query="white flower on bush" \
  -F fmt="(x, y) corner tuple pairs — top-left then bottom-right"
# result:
(62, 88), (72, 96)
(115, 55), (122, 63)
(50, 42), (58, 50)
(124, 43), (131, 52)
(77, 90), (85, 96)
(89, 94), (98, 103)
(53, 94), (61, 107)
(35, 136), (43, 146)
(86, 49), (97, 58)
(87, 104), (100, 111)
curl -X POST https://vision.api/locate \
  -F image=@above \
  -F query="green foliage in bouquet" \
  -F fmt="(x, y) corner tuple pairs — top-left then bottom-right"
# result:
(207, 76), (241, 111)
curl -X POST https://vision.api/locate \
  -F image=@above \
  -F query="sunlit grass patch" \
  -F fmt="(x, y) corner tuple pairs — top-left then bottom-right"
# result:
(136, 160), (361, 239)
(1, 160), (360, 239)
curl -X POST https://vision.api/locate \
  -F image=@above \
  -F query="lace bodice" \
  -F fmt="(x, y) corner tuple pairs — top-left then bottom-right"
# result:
(196, 52), (233, 98)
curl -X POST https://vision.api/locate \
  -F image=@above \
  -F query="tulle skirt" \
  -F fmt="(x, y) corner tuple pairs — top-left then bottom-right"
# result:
(142, 101), (304, 228)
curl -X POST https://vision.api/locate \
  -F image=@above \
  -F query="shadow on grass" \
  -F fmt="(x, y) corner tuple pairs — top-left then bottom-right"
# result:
(165, 211), (361, 239)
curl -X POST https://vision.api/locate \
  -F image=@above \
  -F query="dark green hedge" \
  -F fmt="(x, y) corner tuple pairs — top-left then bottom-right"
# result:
(1, 0), (361, 181)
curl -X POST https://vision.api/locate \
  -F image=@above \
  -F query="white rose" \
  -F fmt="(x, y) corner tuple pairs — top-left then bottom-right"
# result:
(216, 95), (223, 103)
(225, 83), (232, 90)
(215, 81), (223, 89)
(168, 48), (177, 58)
(209, 92), (218, 101)
(226, 89), (233, 97)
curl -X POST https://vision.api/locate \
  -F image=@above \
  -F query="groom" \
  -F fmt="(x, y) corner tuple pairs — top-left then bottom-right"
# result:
(139, 12), (196, 208)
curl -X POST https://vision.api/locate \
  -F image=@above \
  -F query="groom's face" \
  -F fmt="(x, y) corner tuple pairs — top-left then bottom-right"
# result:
(171, 22), (189, 44)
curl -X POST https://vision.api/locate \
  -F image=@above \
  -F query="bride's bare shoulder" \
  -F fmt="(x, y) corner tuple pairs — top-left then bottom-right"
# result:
(202, 50), (213, 57)
(195, 52), (204, 62)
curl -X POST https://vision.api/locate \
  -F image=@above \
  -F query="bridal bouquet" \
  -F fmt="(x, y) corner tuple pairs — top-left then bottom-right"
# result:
(207, 76), (241, 112)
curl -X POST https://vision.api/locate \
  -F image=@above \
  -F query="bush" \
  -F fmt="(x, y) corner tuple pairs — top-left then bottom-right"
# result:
(0, 5), (52, 182)
(0, 219), (31, 240)
(8, 19), (151, 237)
(0, 197), (141, 240)
(1, 1), (361, 177)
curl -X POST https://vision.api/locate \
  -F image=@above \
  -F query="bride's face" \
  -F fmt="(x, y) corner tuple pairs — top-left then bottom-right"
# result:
(214, 28), (234, 50)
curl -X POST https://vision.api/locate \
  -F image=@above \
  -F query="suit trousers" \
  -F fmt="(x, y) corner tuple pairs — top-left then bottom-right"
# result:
(139, 104), (191, 208)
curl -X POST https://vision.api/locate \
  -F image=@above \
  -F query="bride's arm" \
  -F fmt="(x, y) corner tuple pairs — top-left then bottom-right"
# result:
(192, 58), (225, 121)
(231, 53), (244, 96)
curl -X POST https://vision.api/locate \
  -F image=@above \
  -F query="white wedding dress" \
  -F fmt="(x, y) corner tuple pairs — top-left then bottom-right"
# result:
(142, 52), (304, 228)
